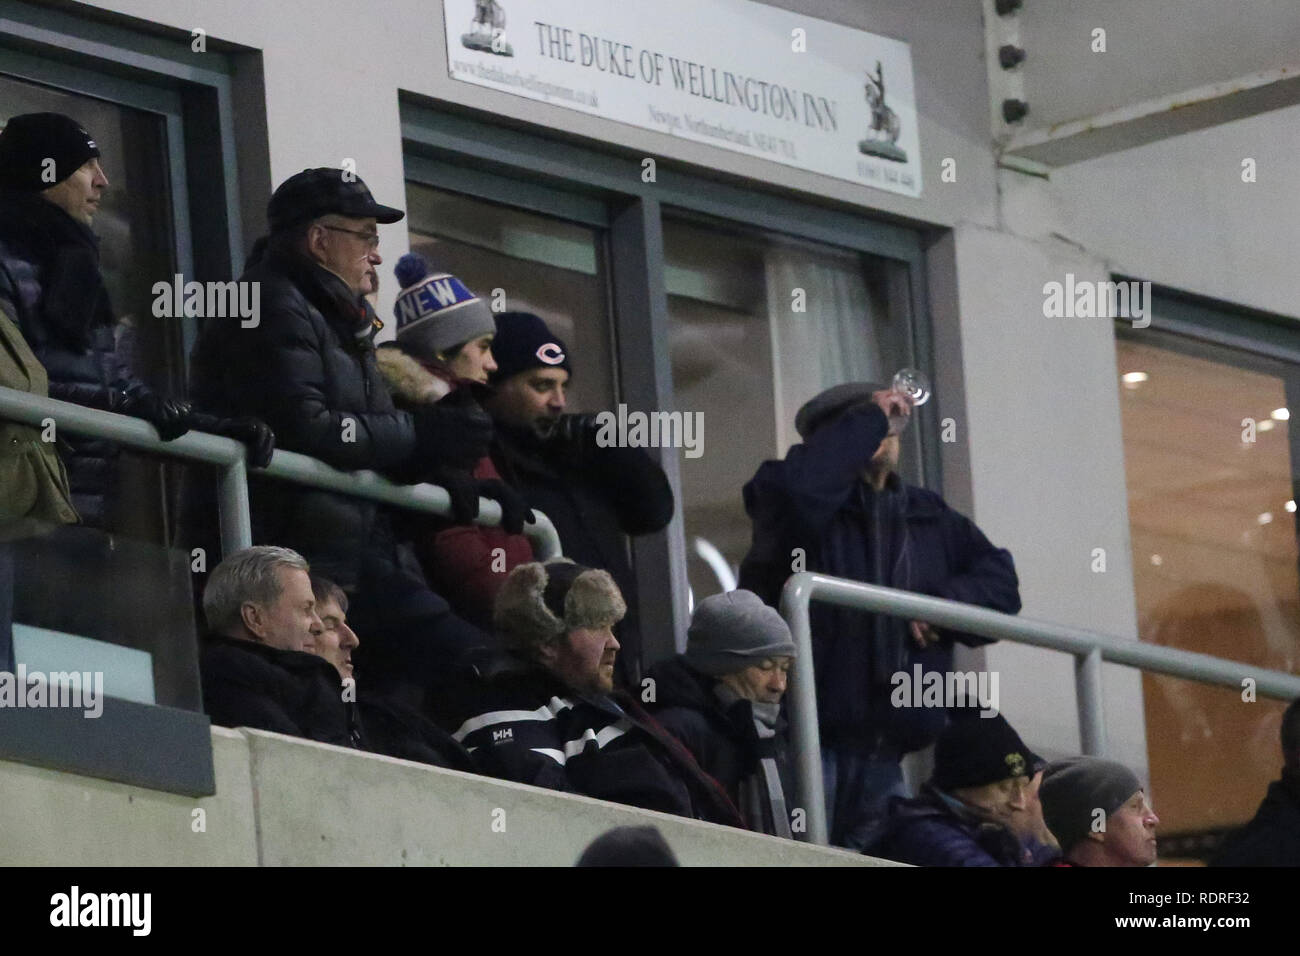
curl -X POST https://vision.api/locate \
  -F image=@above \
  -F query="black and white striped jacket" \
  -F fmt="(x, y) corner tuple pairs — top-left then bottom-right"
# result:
(447, 653), (744, 827)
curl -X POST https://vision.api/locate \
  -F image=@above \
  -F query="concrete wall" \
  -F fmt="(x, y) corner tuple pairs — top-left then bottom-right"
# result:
(0, 727), (885, 866)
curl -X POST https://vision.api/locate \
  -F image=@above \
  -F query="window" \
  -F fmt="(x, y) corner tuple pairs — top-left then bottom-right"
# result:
(664, 216), (915, 606)
(403, 183), (615, 410)
(1118, 316), (1300, 849)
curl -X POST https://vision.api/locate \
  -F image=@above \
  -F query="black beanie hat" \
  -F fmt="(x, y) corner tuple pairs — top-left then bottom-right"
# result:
(932, 712), (1044, 791)
(489, 311), (571, 385)
(0, 113), (100, 191)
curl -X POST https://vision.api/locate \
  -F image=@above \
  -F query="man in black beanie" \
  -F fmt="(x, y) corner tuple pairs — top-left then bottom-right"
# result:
(0, 112), (192, 528)
(863, 711), (1054, 866)
(485, 311), (673, 686)
(1040, 756), (1158, 867)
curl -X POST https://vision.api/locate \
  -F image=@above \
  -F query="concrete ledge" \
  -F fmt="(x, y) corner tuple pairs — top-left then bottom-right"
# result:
(2, 726), (894, 866)
(0, 727), (256, 865)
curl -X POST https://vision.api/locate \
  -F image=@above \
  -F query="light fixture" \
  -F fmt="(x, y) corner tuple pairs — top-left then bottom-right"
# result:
(1259, 512), (1274, 525)
(1287, 500), (1296, 513)
(1271, 407), (1290, 421)
(1121, 371), (1148, 385)
(1150, 554), (1163, 566)
(1259, 419), (1276, 432)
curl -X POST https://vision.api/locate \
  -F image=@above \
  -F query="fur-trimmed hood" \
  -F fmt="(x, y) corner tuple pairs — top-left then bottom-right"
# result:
(375, 344), (453, 405)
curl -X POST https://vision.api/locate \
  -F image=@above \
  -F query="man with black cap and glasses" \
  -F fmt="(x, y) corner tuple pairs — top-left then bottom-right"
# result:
(188, 167), (498, 709)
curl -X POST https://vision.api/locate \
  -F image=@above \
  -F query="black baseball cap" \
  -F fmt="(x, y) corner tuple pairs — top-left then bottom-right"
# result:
(267, 167), (404, 232)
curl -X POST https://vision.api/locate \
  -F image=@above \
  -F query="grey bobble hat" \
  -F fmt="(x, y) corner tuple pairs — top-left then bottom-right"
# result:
(794, 382), (886, 440)
(392, 252), (495, 358)
(1039, 756), (1142, 854)
(685, 589), (797, 677)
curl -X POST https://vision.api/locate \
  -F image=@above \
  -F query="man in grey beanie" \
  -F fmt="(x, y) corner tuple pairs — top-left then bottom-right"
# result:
(645, 589), (798, 837)
(1039, 756), (1159, 867)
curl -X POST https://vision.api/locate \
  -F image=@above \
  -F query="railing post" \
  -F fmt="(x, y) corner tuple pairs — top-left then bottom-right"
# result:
(216, 457), (253, 555)
(1075, 647), (1107, 756)
(781, 574), (830, 846)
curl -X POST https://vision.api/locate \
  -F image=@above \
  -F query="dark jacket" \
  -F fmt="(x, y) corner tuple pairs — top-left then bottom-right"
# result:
(1210, 769), (1300, 867)
(355, 689), (476, 772)
(375, 344), (533, 629)
(199, 633), (353, 745)
(738, 403), (1021, 754)
(646, 654), (793, 834)
(188, 247), (419, 591)
(864, 784), (1035, 867)
(442, 650), (743, 827)
(0, 190), (126, 528)
(490, 420), (673, 683)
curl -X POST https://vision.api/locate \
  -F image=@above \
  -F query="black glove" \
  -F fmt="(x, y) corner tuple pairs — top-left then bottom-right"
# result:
(432, 467), (482, 525)
(544, 412), (601, 449)
(186, 411), (276, 469)
(118, 384), (191, 441)
(475, 478), (534, 535)
(412, 401), (493, 471)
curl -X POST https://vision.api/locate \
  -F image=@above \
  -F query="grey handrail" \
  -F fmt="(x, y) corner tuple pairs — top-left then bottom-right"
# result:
(781, 571), (1300, 847)
(0, 386), (563, 560)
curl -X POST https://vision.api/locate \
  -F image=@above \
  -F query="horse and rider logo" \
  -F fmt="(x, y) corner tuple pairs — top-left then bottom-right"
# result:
(859, 60), (907, 163)
(461, 0), (513, 57)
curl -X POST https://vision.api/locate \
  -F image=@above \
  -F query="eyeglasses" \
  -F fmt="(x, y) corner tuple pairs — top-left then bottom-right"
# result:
(321, 225), (380, 250)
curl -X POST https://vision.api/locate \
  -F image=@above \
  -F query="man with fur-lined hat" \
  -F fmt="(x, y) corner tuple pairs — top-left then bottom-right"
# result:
(376, 253), (533, 629)
(442, 559), (744, 827)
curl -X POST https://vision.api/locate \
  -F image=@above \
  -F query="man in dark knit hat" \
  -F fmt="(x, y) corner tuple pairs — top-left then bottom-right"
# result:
(863, 711), (1052, 866)
(1040, 756), (1158, 867)
(442, 559), (743, 827)
(0, 112), (193, 528)
(646, 589), (797, 837)
(738, 381), (1021, 849)
(485, 311), (673, 687)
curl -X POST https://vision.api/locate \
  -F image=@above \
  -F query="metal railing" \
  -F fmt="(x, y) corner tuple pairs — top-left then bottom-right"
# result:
(0, 386), (563, 560)
(781, 571), (1300, 847)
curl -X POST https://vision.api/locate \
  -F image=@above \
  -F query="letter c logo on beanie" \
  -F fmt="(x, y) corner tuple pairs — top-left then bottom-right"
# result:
(537, 343), (565, 365)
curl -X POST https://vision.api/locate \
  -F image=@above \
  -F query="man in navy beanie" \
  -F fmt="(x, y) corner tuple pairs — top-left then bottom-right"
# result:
(484, 311), (673, 686)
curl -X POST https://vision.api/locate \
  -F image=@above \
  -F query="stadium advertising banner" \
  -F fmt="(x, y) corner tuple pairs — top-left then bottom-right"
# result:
(443, 0), (922, 198)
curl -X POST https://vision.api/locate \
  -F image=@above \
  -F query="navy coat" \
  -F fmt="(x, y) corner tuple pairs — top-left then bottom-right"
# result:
(738, 402), (1021, 754)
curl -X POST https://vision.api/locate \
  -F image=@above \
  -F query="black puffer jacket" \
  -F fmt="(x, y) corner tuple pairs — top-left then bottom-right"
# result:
(199, 633), (353, 745)
(0, 190), (125, 528)
(188, 247), (419, 591)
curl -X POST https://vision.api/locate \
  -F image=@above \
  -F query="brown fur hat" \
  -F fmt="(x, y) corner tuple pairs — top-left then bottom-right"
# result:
(493, 560), (626, 656)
